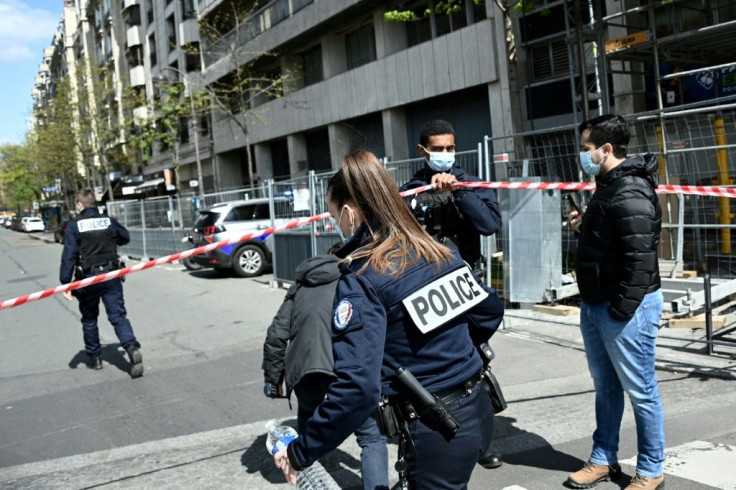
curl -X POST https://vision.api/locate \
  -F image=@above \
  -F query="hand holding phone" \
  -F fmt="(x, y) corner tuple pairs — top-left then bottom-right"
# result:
(566, 194), (582, 214)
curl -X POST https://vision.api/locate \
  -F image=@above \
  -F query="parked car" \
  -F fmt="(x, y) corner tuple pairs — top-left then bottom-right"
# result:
(54, 220), (70, 244)
(189, 198), (290, 277)
(22, 217), (45, 232)
(10, 216), (22, 231)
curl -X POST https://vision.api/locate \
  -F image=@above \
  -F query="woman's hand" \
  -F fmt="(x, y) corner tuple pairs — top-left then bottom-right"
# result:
(273, 448), (298, 485)
(568, 210), (582, 233)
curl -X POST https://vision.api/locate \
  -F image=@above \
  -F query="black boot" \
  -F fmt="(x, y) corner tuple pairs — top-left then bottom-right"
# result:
(478, 447), (503, 469)
(86, 355), (103, 370)
(125, 345), (144, 378)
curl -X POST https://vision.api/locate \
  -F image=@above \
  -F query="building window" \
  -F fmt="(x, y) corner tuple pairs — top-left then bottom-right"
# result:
(148, 33), (157, 67)
(124, 4), (141, 26)
(301, 46), (323, 86)
(185, 43), (201, 72)
(346, 23), (376, 70)
(402, 0), (487, 48)
(126, 44), (144, 67)
(166, 15), (176, 51)
(146, 0), (154, 23)
(181, 0), (196, 19)
(529, 38), (569, 82)
(179, 116), (189, 143)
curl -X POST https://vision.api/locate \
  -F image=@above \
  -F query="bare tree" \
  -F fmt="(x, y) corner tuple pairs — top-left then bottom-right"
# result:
(198, 1), (294, 190)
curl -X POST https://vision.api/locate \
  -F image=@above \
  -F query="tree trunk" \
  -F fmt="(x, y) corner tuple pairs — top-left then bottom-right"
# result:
(245, 132), (254, 190)
(173, 147), (184, 228)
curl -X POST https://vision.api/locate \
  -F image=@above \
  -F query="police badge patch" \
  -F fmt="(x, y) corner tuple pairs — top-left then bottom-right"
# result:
(334, 299), (354, 330)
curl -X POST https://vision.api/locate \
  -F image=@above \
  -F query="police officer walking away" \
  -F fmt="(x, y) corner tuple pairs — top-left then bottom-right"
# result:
(400, 119), (505, 469)
(60, 188), (143, 378)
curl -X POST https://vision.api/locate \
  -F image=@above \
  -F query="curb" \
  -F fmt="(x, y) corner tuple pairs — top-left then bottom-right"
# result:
(26, 233), (56, 244)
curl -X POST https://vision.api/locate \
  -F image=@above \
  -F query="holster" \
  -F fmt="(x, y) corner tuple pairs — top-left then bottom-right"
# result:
(481, 368), (507, 414)
(375, 396), (403, 438)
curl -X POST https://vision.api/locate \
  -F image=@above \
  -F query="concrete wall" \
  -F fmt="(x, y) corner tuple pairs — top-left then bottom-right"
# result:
(212, 20), (498, 150)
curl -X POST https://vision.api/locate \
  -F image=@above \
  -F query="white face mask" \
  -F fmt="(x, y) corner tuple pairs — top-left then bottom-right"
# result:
(335, 206), (354, 243)
(421, 146), (455, 172)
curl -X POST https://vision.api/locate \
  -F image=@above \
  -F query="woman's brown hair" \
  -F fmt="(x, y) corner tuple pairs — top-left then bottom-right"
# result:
(327, 150), (452, 275)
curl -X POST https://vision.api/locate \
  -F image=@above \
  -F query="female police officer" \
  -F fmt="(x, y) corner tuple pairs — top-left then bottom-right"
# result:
(274, 150), (504, 489)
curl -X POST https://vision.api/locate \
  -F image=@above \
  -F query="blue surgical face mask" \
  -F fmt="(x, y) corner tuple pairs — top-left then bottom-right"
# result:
(335, 207), (354, 243)
(422, 146), (455, 173)
(579, 147), (604, 176)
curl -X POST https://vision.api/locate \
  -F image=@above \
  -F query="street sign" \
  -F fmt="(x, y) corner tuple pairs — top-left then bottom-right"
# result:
(42, 187), (58, 192)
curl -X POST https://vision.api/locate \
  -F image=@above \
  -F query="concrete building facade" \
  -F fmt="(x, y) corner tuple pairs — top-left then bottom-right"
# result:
(199, 0), (516, 187)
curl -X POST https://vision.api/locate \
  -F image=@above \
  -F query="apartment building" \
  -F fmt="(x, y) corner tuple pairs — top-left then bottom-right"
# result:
(129, 0), (212, 193)
(198, 0), (517, 186)
(34, 0), (735, 196)
(33, 0), (209, 198)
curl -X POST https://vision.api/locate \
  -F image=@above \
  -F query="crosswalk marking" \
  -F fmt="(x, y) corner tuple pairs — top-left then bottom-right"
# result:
(620, 440), (736, 489)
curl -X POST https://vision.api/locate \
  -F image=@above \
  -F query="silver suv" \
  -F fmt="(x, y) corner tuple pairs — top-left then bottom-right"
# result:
(189, 198), (289, 277)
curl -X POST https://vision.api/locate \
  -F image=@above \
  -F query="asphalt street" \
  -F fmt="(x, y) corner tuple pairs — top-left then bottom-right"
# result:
(1, 228), (735, 489)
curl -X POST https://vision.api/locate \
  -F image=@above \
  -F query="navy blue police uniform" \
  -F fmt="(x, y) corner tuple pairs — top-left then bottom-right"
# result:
(60, 207), (140, 359)
(286, 225), (504, 489)
(400, 166), (501, 266)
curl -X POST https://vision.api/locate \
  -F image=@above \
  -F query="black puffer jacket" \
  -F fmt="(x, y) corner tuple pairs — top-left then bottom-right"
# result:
(576, 153), (662, 321)
(262, 255), (340, 394)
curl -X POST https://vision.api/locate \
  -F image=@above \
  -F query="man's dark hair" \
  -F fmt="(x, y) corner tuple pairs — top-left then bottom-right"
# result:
(419, 119), (456, 147)
(578, 114), (630, 159)
(75, 188), (97, 209)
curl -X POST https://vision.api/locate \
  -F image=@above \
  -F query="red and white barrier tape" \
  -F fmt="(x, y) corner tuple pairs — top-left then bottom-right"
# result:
(3, 180), (735, 310)
(0, 211), (331, 311)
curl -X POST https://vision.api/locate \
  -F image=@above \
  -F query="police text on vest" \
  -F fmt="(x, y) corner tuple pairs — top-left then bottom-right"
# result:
(78, 218), (112, 233)
(402, 266), (489, 334)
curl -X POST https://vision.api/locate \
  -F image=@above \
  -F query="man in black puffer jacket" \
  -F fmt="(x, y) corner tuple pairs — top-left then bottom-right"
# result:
(262, 252), (388, 490)
(566, 115), (665, 490)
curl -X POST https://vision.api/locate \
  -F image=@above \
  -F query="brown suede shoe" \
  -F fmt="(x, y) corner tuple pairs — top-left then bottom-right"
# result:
(625, 474), (664, 489)
(567, 461), (622, 489)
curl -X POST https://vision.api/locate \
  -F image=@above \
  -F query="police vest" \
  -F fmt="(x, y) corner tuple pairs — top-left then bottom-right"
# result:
(76, 214), (118, 270)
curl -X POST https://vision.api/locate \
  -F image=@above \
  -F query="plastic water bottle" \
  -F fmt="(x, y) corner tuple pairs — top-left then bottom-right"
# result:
(265, 420), (341, 490)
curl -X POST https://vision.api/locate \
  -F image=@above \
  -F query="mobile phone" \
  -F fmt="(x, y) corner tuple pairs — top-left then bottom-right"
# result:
(566, 194), (582, 214)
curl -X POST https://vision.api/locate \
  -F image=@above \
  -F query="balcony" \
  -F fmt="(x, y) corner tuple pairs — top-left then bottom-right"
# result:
(127, 25), (143, 47)
(178, 17), (199, 45)
(203, 0), (314, 65)
(130, 65), (146, 87)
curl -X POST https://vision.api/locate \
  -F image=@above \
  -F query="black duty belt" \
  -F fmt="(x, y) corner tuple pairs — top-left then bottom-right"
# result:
(433, 372), (481, 405)
(390, 371), (481, 423)
(79, 263), (116, 275)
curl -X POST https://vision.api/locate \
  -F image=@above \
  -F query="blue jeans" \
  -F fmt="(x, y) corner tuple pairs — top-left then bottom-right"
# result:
(580, 291), (665, 477)
(295, 374), (389, 490)
(77, 278), (138, 357)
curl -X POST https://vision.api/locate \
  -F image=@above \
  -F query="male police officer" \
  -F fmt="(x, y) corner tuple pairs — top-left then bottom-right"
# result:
(60, 188), (143, 378)
(400, 119), (502, 267)
(400, 119), (504, 469)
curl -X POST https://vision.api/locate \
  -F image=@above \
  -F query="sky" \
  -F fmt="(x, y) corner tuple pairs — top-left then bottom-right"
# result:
(0, 0), (63, 146)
